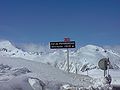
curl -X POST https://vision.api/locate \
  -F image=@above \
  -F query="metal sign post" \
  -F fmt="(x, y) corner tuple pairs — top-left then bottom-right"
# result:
(50, 38), (75, 73)
(67, 48), (69, 73)
(64, 38), (70, 73)
(98, 58), (112, 85)
(98, 58), (109, 77)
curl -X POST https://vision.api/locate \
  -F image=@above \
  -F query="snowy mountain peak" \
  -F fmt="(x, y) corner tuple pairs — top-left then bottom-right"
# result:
(0, 40), (16, 50)
(75, 44), (107, 58)
(0, 40), (40, 60)
(80, 45), (105, 52)
(0, 40), (12, 45)
(0, 40), (29, 58)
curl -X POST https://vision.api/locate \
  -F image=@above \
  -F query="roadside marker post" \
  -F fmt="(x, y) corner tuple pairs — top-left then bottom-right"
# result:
(50, 38), (75, 73)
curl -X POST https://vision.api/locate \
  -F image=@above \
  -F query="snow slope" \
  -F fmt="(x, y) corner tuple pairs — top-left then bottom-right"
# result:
(0, 56), (92, 87)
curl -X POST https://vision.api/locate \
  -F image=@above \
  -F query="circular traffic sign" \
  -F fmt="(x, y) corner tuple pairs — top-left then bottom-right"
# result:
(98, 58), (109, 70)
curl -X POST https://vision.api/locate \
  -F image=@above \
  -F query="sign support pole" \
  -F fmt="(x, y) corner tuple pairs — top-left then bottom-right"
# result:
(104, 70), (106, 77)
(67, 48), (69, 73)
(50, 38), (75, 74)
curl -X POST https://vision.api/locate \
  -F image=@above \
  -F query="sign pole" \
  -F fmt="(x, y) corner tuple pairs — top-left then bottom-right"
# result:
(104, 70), (106, 77)
(67, 48), (69, 73)
(107, 58), (110, 75)
(50, 38), (75, 74)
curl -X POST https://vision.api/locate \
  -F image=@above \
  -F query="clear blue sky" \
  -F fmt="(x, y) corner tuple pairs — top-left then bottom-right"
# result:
(0, 0), (120, 46)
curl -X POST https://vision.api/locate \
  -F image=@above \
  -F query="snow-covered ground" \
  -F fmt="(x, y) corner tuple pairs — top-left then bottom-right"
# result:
(0, 56), (93, 90)
(0, 40), (120, 89)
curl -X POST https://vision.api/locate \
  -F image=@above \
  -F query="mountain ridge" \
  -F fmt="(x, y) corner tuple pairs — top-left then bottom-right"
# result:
(0, 40), (120, 73)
